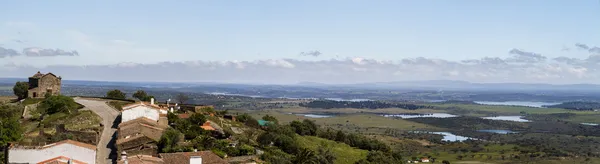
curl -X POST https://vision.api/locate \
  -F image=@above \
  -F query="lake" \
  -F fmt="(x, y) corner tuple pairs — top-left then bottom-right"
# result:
(382, 113), (458, 119)
(581, 123), (599, 126)
(324, 98), (372, 102)
(412, 131), (476, 142)
(481, 116), (531, 122)
(474, 101), (560, 108)
(288, 113), (335, 118)
(477, 129), (517, 134)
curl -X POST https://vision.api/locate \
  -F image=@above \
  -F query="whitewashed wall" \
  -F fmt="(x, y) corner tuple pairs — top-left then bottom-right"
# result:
(9, 143), (96, 164)
(121, 106), (160, 123)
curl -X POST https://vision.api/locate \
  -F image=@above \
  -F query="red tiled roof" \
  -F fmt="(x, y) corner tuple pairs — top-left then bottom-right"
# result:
(159, 151), (228, 164)
(37, 156), (87, 164)
(178, 114), (190, 119)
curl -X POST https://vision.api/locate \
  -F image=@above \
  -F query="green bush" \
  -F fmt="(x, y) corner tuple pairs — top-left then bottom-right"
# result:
(38, 95), (79, 115)
(106, 89), (126, 99)
(12, 81), (28, 100)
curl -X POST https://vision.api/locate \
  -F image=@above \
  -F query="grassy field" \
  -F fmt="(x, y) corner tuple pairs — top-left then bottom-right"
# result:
(296, 135), (368, 164)
(274, 106), (446, 115)
(245, 110), (441, 131)
(562, 114), (600, 123)
(22, 98), (44, 105)
(429, 103), (598, 115)
(0, 96), (15, 103)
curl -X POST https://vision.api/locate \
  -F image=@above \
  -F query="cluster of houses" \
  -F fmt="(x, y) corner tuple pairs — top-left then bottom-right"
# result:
(6, 97), (233, 164)
(407, 157), (432, 163)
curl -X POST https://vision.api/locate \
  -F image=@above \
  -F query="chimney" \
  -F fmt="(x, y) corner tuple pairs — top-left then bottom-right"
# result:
(151, 98), (155, 105)
(121, 151), (128, 162)
(190, 156), (202, 164)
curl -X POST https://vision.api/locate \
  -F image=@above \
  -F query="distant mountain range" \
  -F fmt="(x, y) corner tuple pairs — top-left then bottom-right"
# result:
(297, 80), (600, 92)
(3, 78), (600, 93)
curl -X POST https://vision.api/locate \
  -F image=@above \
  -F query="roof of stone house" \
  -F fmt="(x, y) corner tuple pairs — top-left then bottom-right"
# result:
(122, 102), (163, 110)
(13, 139), (97, 151)
(178, 113), (190, 119)
(30, 71), (59, 79)
(117, 123), (164, 145)
(36, 156), (87, 164)
(159, 151), (228, 164)
(117, 155), (164, 164)
(118, 117), (158, 128)
(31, 71), (45, 78)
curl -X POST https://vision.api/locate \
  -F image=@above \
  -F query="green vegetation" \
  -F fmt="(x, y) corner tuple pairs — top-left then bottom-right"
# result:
(0, 103), (23, 163)
(107, 100), (133, 110)
(429, 103), (595, 116)
(37, 95), (80, 115)
(176, 93), (190, 104)
(106, 89), (126, 99)
(12, 81), (29, 100)
(544, 101), (600, 111)
(132, 90), (155, 101)
(21, 98), (44, 105)
(296, 135), (366, 164)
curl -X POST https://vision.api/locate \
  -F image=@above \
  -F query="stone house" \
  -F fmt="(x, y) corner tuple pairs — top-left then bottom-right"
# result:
(27, 71), (62, 98)
(8, 139), (96, 164)
(118, 154), (165, 164)
(121, 98), (168, 124)
(159, 151), (228, 164)
(116, 117), (165, 158)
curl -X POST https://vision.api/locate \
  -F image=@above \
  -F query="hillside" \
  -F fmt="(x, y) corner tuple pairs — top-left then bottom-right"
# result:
(296, 135), (368, 164)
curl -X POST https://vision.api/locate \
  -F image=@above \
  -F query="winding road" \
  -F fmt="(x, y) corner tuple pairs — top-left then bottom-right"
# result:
(75, 98), (120, 164)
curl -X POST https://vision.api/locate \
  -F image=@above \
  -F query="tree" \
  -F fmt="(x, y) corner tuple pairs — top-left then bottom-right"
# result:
(302, 119), (318, 136)
(167, 112), (179, 124)
(38, 95), (78, 115)
(316, 147), (336, 164)
(236, 114), (252, 123)
(133, 90), (149, 101)
(262, 114), (279, 124)
(176, 93), (189, 104)
(442, 160), (451, 164)
(189, 113), (207, 125)
(0, 117), (22, 147)
(106, 89), (126, 99)
(158, 128), (181, 153)
(13, 81), (29, 100)
(293, 148), (318, 164)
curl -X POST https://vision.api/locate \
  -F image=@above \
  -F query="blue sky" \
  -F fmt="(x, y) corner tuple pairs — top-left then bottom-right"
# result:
(0, 1), (599, 84)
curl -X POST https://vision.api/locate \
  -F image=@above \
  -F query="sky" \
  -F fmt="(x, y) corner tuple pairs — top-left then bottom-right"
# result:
(1, 0), (600, 84)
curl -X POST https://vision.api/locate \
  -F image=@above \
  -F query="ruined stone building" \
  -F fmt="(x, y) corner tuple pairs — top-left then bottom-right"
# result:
(28, 71), (62, 98)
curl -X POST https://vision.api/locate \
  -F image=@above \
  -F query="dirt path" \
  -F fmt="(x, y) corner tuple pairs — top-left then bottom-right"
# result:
(75, 98), (120, 164)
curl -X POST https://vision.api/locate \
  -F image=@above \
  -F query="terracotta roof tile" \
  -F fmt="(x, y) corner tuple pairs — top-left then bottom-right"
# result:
(159, 151), (228, 164)
(37, 156), (86, 164)
(117, 155), (164, 164)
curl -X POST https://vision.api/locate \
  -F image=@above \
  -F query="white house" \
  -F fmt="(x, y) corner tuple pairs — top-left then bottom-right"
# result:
(8, 140), (96, 164)
(121, 98), (165, 123)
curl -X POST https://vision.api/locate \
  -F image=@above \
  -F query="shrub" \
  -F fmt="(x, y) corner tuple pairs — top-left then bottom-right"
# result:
(106, 89), (126, 99)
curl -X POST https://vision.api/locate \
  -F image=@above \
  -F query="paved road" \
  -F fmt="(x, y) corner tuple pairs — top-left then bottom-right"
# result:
(75, 98), (120, 164)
